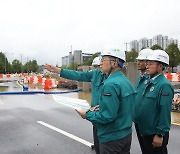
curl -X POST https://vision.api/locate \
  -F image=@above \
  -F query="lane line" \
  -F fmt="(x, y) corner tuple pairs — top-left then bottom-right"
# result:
(16, 80), (23, 88)
(37, 121), (93, 147)
(171, 122), (180, 126)
(0, 100), (4, 104)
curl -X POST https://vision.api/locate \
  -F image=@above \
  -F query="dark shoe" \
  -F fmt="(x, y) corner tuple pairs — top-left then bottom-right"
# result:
(91, 145), (95, 150)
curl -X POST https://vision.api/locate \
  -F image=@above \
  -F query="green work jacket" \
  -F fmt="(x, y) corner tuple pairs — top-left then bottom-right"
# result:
(86, 70), (136, 143)
(134, 73), (149, 123)
(136, 73), (174, 135)
(60, 69), (106, 107)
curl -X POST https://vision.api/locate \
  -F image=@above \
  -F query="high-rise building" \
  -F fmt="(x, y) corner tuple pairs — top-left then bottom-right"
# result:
(152, 34), (163, 48)
(139, 38), (148, 50)
(130, 40), (139, 52)
(62, 50), (93, 66)
(147, 39), (153, 48)
(81, 53), (93, 64)
(162, 36), (168, 49)
(69, 52), (73, 65)
(130, 34), (178, 52)
(74, 50), (82, 65)
(169, 38), (178, 45)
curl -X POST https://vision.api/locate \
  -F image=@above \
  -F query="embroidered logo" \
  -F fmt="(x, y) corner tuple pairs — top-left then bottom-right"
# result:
(150, 87), (154, 92)
(144, 80), (148, 84)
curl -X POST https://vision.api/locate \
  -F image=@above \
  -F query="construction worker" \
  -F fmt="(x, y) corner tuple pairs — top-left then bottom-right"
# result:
(44, 56), (105, 154)
(76, 48), (136, 154)
(136, 50), (174, 154)
(134, 49), (152, 154)
(92, 57), (102, 69)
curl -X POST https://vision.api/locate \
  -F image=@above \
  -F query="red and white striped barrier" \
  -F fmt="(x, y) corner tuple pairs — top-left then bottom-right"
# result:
(0, 74), (18, 78)
(164, 73), (180, 82)
(22, 76), (58, 89)
(0, 74), (59, 89)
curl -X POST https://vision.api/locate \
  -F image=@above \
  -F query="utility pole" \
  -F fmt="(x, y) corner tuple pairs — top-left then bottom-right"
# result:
(124, 42), (129, 52)
(27, 57), (29, 75)
(20, 54), (23, 73)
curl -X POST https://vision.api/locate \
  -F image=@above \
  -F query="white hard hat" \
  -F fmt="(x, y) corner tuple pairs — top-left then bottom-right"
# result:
(92, 57), (101, 66)
(101, 47), (126, 62)
(136, 49), (153, 60)
(147, 49), (169, 65)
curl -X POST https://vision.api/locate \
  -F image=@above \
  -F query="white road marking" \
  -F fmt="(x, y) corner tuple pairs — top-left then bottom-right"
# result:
(0, 100), (4, 104)
(37, 121), (93, 147)
(16, 80), (23, 88)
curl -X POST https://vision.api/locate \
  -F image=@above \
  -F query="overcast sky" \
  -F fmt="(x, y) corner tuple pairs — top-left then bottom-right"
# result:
(0, 0), (180, 65)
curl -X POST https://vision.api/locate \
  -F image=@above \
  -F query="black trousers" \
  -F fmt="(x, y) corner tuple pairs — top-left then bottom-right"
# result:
(93, 125), (100, 154)
(142, 132), (169, 154)
(134, 123), (146, 154)
(99, 134), (132, 154)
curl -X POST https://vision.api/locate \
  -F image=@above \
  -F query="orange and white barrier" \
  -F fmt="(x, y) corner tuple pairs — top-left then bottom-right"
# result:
(0, 73), (59, 89)
(0, 74), (17, 78)
(22, 76), (58, 89)
(164, 73), (180, 82)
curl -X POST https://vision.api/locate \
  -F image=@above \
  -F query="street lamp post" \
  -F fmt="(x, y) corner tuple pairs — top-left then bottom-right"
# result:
(20, 54), (23, 73)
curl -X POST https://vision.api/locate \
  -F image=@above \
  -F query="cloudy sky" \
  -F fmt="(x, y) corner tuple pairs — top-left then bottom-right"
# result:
(0, 0), (180, 65)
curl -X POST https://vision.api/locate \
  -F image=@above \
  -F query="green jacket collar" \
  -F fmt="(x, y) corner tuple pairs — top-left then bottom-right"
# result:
(108, 70), (123, 79)
(150, 73), (164, 85)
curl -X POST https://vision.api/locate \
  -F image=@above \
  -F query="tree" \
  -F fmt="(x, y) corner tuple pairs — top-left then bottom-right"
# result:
(11, 59), (21, 73)
(151, 44), (163, 50)
(68, 62), (79, 70)
(0, 52), (9, 74)
(23, 59), (38, 73)
(126, 49), (138, 62)
(6, 62), (12, 73)
(30, 60), (38, 72)
(165, 43), (180, 72)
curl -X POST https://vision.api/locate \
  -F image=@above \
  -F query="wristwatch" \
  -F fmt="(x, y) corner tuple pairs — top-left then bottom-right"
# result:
(157, 134), (163, 138)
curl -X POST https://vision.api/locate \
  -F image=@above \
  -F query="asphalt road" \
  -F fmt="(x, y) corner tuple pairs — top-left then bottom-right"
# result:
(0, 81), (179, 154)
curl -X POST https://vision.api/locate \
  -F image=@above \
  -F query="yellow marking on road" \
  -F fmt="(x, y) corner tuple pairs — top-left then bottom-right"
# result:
(171, 122), (180, 126)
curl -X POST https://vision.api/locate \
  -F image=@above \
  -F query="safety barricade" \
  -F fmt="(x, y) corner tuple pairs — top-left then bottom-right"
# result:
(44, 78), (53, 89)
(164, 73), (180, 82)
(164, 73), (173, 82)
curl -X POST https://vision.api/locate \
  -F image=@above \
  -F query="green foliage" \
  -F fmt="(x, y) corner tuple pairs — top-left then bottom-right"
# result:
(165, 43), (180, 71)
(0, 52), (9, 73)
(0, 52), (39, 73)
(11, 59), (22, 73)
(6, 62), (12, 73)
(126, 49), (138, 62)
(23, 59), (38, 73)
(61, 65), (68, 69)
(140, 47), (146, 50)
(151, 44), (163, 50)
(0, 52), (5, 73)
(68, 62), (79, 70)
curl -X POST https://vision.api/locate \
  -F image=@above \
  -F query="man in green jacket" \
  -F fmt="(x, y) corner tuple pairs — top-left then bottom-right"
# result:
(44, 56), (106, 154)
(136, 50), (174, 154)
(76, 48), (136, 154)
(134, 49), (152, 154)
